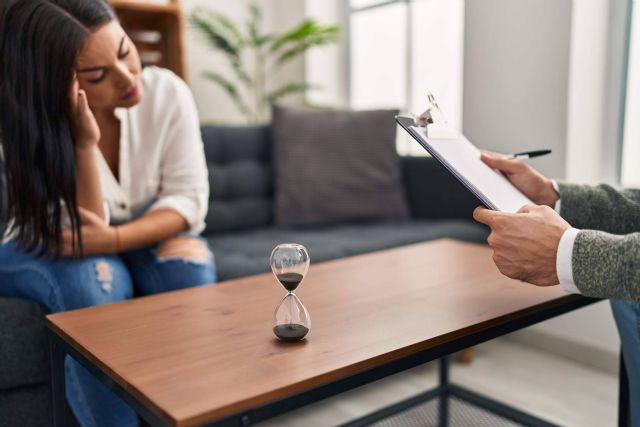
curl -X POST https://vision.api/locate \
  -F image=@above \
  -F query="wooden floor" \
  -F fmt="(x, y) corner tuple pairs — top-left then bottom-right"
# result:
(257, 338), (619, 427)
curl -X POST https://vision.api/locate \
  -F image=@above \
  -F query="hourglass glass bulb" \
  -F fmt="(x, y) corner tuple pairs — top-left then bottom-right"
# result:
(270, 243), (310, 292)
(270, 243), (311, 341)
(273, 293), (310, 341)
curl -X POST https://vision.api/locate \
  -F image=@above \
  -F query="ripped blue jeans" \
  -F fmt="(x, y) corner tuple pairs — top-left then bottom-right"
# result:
(0, 238), (217, 427)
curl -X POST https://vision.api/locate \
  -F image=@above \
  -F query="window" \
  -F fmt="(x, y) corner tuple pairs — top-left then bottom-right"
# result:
(350, 2), (408, 111)
(349, 0), (465, 154)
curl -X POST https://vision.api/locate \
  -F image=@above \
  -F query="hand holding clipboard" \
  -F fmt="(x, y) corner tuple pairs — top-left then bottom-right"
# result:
(397, 93), (551, 213)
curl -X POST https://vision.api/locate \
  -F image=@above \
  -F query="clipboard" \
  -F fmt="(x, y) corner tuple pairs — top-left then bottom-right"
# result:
(396, 115), (532, 213)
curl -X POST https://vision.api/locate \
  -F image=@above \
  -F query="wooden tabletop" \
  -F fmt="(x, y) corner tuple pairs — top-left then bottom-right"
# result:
(46, 239), (583, 427)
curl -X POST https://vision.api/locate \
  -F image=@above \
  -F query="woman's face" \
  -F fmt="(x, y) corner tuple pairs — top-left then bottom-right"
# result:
(76, 21), (143, 111)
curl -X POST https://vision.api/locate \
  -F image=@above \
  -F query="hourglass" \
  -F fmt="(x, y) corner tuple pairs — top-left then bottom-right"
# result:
(270, 243), (310, 341)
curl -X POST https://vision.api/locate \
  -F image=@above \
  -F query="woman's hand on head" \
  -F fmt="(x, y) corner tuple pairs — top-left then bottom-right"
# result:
(69, 75), (101, 149)
(62, 207), (117, 257)
(480, 151), (559, 207)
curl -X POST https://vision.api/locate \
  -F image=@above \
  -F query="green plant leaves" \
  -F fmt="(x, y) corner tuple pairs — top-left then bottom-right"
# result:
(247, 0), (262, 46)
(270, 20), (322, 50)
(190, 10), (240, 57)
(266, 82), (319, 104)
(271, 21), (340, 68)
(190, 3), (339, 124)
(203, 71), (252, 118)
(209, 12), (245, 49)
(190, 8), (252, 85)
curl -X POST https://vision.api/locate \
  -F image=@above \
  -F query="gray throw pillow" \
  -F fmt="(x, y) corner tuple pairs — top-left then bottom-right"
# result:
(272, 104), (410, 227)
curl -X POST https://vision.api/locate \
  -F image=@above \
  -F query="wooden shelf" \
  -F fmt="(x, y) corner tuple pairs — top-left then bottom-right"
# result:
(109, 0), (180, 15)
(108, 0), (186, 79)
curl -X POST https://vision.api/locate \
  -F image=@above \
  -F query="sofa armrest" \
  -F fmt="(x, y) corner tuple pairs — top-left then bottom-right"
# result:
(401, 156), (482, 220)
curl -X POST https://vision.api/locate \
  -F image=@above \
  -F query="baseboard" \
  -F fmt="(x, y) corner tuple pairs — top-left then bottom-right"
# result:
(505, 329), (619, 375)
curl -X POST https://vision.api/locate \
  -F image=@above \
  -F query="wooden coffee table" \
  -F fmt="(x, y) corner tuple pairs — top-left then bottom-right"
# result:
(46, 239), (601, 427)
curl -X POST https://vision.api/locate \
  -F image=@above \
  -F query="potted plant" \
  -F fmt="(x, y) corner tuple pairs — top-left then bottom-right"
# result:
(190, 1), (340, 124)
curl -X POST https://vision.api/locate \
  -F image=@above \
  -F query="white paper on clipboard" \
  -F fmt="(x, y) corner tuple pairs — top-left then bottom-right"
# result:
(406, 124), (532, 213)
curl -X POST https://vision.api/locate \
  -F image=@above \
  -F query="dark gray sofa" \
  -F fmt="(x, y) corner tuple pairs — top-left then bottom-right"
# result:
(0, 125), (488, 426)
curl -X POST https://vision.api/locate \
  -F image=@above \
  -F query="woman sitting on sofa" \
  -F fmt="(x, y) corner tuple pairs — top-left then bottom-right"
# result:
(0, 1), (216, 426)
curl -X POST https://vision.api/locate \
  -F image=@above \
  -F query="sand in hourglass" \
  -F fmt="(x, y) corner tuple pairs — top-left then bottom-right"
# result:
(273, 273), (307, 340)
(276, 272), (304, 292)
(273, 324), (309, 341)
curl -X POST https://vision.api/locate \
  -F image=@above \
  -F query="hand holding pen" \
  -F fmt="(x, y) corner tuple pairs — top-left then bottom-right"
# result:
(480, 151), (559, 207)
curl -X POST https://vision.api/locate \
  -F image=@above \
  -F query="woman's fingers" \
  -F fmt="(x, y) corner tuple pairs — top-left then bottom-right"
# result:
(76, 89), (94, 130)
(69, 74), (79, 112)
(68, 80), (101, 146)
(77, 89), (89, 114)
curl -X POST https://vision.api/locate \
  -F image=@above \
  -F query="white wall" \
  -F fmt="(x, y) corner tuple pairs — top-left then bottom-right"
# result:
(533, 0), (620, 358)
(463, 0), (620, 358)
(305, 0), (349, 108)
(181, 0), (306, 124)
(463, 0), (571, 179)
(565, 0), (609, 185)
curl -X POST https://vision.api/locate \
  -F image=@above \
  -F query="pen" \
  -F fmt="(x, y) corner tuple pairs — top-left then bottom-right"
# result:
(507, 149), (552, 160)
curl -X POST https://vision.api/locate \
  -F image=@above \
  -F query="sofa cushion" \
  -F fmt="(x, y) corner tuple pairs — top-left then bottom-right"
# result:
(271, 105), (410, 227)
(0, 383), (51, 427)
(206, 220), (489, 280)
(202, 126), (273, 234)
(0, 298), (49, 389)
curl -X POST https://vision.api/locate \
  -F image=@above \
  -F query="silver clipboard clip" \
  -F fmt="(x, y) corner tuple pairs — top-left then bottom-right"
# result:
(414, 92), (457, 139)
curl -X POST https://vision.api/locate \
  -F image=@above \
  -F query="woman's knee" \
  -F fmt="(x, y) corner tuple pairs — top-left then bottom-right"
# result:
(156, 236), (212, 263)
(153, 237), (217, 289)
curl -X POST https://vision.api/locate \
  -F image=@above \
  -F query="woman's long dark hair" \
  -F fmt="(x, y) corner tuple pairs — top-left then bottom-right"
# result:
(0, 0), (115, 258)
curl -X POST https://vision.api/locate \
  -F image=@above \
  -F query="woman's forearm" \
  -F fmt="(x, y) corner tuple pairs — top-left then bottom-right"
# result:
(75, 145), (105, 221)
(116, 209), (189, 252)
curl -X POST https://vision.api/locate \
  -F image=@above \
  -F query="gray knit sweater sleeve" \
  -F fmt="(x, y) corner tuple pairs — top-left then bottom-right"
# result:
(557, 182), (640, 233)
(572, 231), (640, 300)
(558, 182), (640, 301)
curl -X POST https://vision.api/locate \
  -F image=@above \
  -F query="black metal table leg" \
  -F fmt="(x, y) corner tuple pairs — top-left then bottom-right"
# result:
(49, 332), (68, 427)
(619, 350), (630, 427)
(439, 357), (450, 427)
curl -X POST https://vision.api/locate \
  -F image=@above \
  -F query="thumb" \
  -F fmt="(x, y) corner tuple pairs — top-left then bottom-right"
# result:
(480, 153), (524, 174)
(473, 206), (499, 226)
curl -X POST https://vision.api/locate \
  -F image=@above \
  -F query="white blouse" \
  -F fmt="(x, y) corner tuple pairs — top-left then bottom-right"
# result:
(100, 66), (209, 234)
(2, 66), (209, 242)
